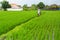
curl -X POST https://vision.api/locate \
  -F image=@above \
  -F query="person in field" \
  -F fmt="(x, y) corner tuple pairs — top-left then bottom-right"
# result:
(38, 7), (41, 16)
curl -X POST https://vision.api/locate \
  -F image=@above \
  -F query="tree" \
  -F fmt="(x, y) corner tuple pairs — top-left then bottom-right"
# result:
(23, 4), (28, 11)
(1, 1), (11, 11)
(31, 4), (37, 10)
(37, 2), (45, 9)
(37, 2), (45, 16)
(45, 5), (49, 10)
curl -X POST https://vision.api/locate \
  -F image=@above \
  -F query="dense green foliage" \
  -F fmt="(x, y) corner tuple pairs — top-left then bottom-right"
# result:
(0, 10), (60, 40)
(37, 2), (45, 9)
(23, 5), (28, 11)
(0, 11), (37, 35)
(31, 4), (37, 10)
(1, 1), (11, 11)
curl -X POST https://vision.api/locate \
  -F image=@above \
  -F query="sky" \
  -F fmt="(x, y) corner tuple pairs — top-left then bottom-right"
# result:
(0, 0), (60, 6)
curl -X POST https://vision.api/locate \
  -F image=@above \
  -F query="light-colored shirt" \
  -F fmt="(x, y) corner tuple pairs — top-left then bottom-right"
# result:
(38, 9), (40, 15)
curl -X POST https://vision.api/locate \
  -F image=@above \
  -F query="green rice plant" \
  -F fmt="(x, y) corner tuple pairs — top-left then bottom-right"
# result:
(0, 11), (37, 35)
(0, 10), (60, 40)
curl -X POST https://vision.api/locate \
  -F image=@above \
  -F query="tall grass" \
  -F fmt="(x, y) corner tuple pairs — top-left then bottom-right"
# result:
(1, 11), (60, 40)
(0, 11), (37, 35)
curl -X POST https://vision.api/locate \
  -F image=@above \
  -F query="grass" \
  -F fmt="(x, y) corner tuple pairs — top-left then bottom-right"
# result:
(0, 11), (37, 35)
(0, 10), (60, 40)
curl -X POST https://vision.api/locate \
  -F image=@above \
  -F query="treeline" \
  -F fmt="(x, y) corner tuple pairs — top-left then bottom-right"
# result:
(23, 2), (60, 11)
(23, 2), (45, 11)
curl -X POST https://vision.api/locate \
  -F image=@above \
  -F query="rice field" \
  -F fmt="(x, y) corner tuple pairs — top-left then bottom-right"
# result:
(0, 11), (37, 35)
(0, 10), (60, 40)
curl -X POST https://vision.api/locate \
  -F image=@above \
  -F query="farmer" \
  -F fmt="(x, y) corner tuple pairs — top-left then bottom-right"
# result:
(37, 7), (41, 16)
